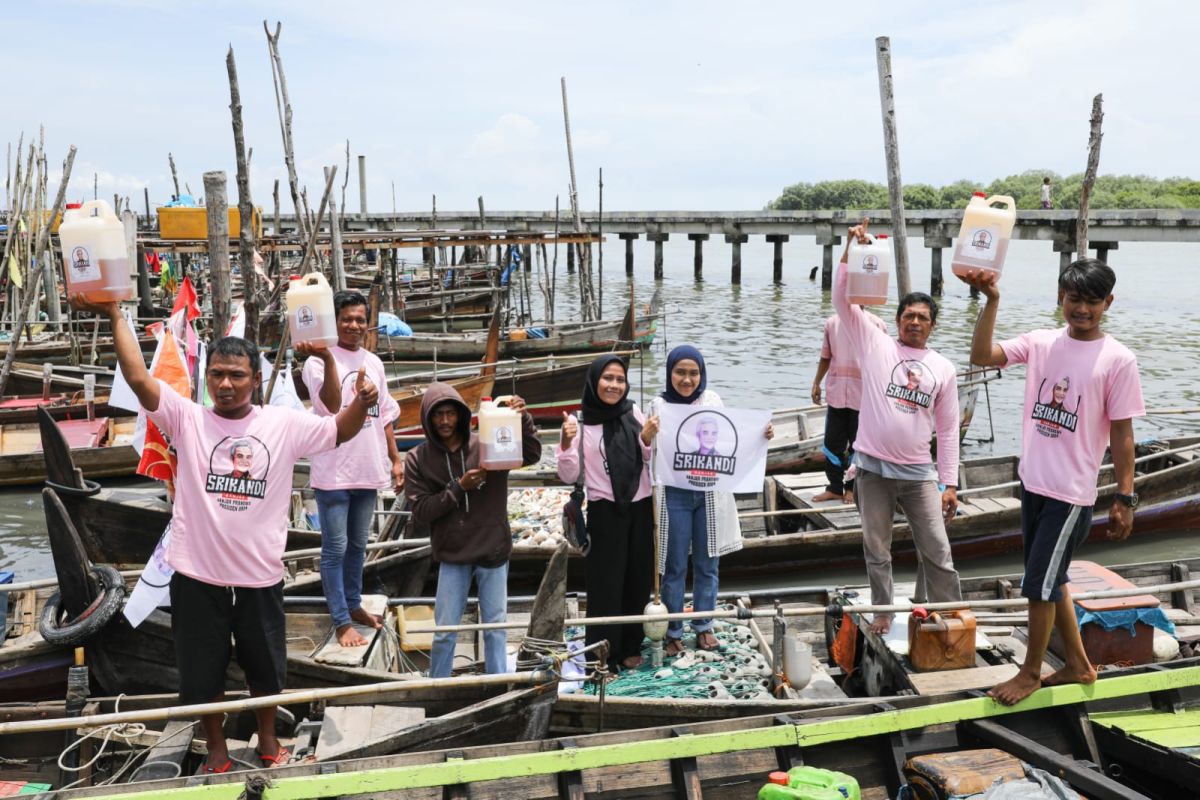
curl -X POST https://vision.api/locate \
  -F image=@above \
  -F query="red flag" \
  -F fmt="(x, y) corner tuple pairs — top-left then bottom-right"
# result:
(137, 330), (192, 489)
(171, 276), (201, 322)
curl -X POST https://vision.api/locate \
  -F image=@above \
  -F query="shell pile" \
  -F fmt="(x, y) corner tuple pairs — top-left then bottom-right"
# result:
(509, 487), (581, 548)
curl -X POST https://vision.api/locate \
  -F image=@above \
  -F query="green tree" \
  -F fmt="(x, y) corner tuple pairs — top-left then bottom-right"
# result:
(903, 183), (941, 209)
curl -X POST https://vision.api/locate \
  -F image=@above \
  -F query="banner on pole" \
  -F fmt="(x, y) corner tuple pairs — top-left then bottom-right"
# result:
(654, 404), (770, 493)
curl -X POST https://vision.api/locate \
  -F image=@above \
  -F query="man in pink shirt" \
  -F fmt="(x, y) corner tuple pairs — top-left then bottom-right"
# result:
(299, 290), (403, 648)
(834, 220), (962, 635)
(962, 257), (1144, 705)
(811, 311), (888, 503)
(72, 295), (378, 774)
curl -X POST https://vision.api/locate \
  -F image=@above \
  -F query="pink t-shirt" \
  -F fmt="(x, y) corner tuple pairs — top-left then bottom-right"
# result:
(556, 406), (653, 503)
(302, 346), (401, 490)
(1000, 328), (1144, 506)
(147, 381), (338, 587)
(834, 261), (960, 486)
(822, 313), (888, 410)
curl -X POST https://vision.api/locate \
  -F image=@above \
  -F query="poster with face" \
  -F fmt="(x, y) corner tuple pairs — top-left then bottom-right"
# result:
(885, 359), (936, 414)
(205, 435), (272, 512)
(654, 404), (771, 493)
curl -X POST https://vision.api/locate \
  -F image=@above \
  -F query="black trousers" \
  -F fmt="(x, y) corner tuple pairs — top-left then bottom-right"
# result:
(823, 405), (860, 495)
(584, 497), (654, 670)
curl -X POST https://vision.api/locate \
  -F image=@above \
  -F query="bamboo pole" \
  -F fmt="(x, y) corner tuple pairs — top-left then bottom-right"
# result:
(427, 577), (1200, 634)
(874, 36), (911, 296)
(561, 77), (597, 321)
(0, 670), (554, 737)
(167, 152), (180, 198)
(324, 165), (346, 291)
(226, 45), (259, 348)
(264, 20), (309, 244)
(1076, 93), (1104, 259)
(0, 144), (75, 396)
(203, 171), (232, 338)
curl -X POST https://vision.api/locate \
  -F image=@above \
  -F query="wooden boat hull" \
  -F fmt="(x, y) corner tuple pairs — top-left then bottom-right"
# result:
(0, 417), (139, 486)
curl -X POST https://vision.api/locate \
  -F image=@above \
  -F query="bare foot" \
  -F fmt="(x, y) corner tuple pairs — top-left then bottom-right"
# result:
(350, 607), (383, 629)
(1041, 663), (1097, 688)
(336, 623), (369, 647)
(843, 489), (855, 505)
(869, 615), (891, 635)
(988, 670), (1042, 705)
(811, 491), (844, 503)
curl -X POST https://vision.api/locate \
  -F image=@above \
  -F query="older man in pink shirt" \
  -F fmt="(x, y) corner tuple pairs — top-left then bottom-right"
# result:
(834, 220), (963, 635)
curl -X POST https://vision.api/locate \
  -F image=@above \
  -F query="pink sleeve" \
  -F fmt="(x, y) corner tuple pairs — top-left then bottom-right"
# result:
(556, 414), (580, 484)
(1105, 354), (1145, 421)
(934, 366), (961, 487)
(998, 333), (1031, 367)
(833, 260), (891, 354)
(301, 356), (331, 416)
(820, 320), (833, 359)
(145, 379), (187, 436)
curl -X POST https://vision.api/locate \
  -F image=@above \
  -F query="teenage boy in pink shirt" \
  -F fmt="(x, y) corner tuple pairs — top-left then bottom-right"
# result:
(299, 290), (403, 648)
(834, 220), (963, 635)
(961, 257), (1144, 705)
(72, 295), (379, 773)
(811, 311), (888, 504)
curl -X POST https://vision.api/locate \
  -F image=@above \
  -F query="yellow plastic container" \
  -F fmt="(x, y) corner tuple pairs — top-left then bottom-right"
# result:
(396, 605), (434, 652)
(507, 328), (529, 341)
(478, 395), (524, 470)
(156, 206), (263, 240)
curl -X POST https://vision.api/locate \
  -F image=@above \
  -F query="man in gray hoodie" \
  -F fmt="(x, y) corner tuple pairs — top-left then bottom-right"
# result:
(404, 383), (541, 677)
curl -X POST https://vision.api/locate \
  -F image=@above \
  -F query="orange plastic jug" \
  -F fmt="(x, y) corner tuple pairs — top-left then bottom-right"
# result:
(951, 193), (1016, 279)
(286, 273), (337, 348)
(907, 608), (976, 671)
(58, 200), (133, 302)
(478, 395), (523, 470)
(846, 233), (892, 305)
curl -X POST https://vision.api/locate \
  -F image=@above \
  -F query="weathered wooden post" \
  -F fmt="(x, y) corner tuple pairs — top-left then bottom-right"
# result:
(324, 166), (346, 291)
(227, 45), (259, 345)
(767, 234), (789, 283)
(121, 209), (138, 306)
(204, 171), (232, 338)
(1076, 93), (1104, 260)
(358, 154), (368, 218)
(726, 232), (748, 285)
(688, 233), (708, 280)
(875, 36), (911, 296)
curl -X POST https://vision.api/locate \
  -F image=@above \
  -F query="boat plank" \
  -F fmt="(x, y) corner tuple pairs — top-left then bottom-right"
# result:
(906, 663), (1052, 695)
(315, 705), (425, 761)
(311, 595), (389, 667)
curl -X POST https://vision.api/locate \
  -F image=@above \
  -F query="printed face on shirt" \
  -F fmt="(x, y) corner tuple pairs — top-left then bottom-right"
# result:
(1032, 376), (1079, 438)
(205, 435), (271, 511)
(886, 360), (935, 413)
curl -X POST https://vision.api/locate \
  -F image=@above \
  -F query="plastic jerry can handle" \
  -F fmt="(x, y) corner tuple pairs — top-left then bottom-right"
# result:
(77, 199), (116, 220)
(987, 195), (1016, 211)
(493, 394), (516, 407)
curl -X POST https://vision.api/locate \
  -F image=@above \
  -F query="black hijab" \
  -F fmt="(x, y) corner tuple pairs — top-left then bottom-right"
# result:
(581, 354), (643, 507)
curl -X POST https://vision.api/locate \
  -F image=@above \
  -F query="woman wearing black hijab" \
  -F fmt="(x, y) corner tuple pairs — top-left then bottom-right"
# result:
(557, 355), (658, 672)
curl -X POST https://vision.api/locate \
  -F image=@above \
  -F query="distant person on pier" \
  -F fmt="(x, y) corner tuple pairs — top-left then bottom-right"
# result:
(960, 258), (1143, 705)
(405, 383), (540, 678)
(1041, 177), (1053, 209)
(652, 345), (772, 655)
(71, 295), (378, 773)
(299, 290), (404, 648)
(833, 219), (963, 636)
(811, 311), (887, 504)
(558, 355), (656, 673)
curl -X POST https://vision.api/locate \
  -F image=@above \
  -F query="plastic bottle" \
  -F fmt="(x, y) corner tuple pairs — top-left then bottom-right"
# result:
(845, 234), (891, 305)
(58, 200), (133, 302)
(477, 395), (523, 470)
(286, 273), (337, 348)
(950, 193), (1017, 279)
(781, 634), (812, 690)
(756, 766), (861, 800)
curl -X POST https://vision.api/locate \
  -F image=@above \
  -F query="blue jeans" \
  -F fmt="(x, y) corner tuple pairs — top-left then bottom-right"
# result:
(662, 486), (719, 638)
(315, 488), (377, 629)
(431, 561), (509, 678)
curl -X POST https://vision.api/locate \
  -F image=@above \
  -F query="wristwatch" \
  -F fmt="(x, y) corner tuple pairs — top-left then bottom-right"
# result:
(1115, 492), (1139, 509)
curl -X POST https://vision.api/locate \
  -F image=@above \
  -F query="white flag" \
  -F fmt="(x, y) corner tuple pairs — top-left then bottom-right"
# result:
(654, 404), (770, 494)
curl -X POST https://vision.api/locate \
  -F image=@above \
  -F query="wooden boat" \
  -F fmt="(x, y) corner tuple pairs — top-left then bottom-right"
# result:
(0, 415), (138, 486)
(37, 660), (1200, 798)
(0, 393), (130, 425)
(374, 292), (661, 362)
(0, 332), (156, 366)
(721, 435), (1200, 578)
(5, 362), (116, 396)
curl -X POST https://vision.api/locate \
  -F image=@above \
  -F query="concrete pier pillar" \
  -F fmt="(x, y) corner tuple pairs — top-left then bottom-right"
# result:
(725, 233), (749, 284)
(688, 233), (709, 280)
(648, 233), (669, 280)
(1092, 241), (1118, 265)
(923, 230), (952, 297)
(1059, 250), (1074, 273)
(815, 231), (843, 290)
(567, 242), (575, 273)
(619, 232), (639, 276)
(766, 234), (789, 283)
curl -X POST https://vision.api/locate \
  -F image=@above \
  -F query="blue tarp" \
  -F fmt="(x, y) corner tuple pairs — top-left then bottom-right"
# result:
(377, 312), (413, 337)
(1075, 605), (1176, 637)
(163, 194), (198, 208)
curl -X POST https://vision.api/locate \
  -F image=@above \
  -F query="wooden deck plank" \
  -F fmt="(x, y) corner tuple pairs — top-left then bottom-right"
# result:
(907, 663), (1052, 695)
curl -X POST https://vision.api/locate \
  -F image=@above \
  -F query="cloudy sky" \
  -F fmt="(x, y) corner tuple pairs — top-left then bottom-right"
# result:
(6, 1), (1198, 213)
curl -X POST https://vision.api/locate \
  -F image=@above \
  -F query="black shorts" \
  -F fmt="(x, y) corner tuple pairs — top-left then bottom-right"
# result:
(1019, 487), (1093, 602)
(169, 572), (287, 703)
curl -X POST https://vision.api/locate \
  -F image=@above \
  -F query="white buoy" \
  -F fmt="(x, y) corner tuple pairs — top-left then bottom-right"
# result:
(781, 634), (812, 690)
(643, 599), (669, 667)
